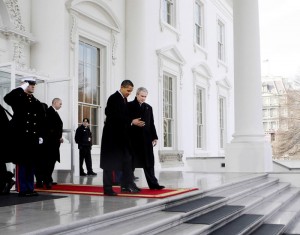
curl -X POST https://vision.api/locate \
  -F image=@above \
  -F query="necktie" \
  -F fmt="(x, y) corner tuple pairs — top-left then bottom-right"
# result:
(124, 97), (127, 104)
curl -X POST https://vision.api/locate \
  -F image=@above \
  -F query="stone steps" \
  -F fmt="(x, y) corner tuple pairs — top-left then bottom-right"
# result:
(156, 182), (296, 235)
(79, 174), (297, 235)
(30, 173), (300, 235)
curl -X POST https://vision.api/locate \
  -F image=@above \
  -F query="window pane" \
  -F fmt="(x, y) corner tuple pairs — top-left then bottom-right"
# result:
(196, 88), (204, 148)
(163, 75), (174, 148)
(78, 41), (101, 144)
(219, 97), (225, 148)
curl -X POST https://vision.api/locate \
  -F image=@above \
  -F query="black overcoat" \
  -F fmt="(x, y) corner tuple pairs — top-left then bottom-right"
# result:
(100, 91), (132, 170)
(0, 104), (11, 163)
(45, 106), (63, 162)
(128, 98), (158, 168)
(4, 87), (45, 164)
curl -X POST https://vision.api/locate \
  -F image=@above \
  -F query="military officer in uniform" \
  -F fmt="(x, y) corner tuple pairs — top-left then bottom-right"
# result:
(4, 76), (45, 197)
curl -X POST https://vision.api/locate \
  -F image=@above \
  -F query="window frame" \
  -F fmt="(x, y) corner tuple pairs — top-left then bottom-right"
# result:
(78, 40), (101, 145)
(194, 0), (204, 47)
(163, 73), (175, 148)
(219, 96), (226, 149)
(160, 0), (181, 40)
(162, 0), (176, 27)
(196, 86), (205, 149)
(217, 19), (225, 62)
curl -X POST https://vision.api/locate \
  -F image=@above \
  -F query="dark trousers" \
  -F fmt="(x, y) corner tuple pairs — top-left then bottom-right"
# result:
(0, 163), (7, 191)
(0, 162), (6, 179)
(103, 151), (134, 192)
(45, 159), (56, 183)
(16, 163), (34, 193)
(35, 158), (56, 184)
(144, 166), (159, 188)
(79, 147), (93, 174)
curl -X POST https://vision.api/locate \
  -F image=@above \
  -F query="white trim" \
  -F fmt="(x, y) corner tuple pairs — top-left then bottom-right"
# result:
(66, 0), (121, 33)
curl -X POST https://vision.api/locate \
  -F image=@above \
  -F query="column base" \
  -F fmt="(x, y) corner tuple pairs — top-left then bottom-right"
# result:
(225, 141), (273, 172)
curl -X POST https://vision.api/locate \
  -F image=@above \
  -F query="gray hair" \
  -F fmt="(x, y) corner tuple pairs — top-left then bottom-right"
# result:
(52, 98), (61, 104)
(136, 87), (148, 95)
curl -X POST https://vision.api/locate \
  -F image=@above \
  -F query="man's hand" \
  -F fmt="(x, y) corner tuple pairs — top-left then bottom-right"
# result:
(132, 118), (145, 127)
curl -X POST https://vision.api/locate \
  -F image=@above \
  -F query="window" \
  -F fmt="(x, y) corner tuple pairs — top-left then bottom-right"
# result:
(263, 122), (268, 131)
(271, 121), (277, 130)
(162, 0), (175, 27)
(163, 74), (174, 147)
(263, 97), (270, 105)
(219, 97), (226, 148)
(217, 19), (225, 61)
(196, 87), (204, 148)
(195, 1), (204, 47)
(78, 41), (100, 145)
(263, 109), (268, 117)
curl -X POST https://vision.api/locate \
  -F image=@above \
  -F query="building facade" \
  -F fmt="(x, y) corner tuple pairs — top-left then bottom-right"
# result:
(1, 0), (271, 175)
(262, 76), (288, 143)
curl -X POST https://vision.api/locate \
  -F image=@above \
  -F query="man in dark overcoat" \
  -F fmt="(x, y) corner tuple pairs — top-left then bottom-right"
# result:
(4, 77), (44, 197)
(42, 98), (63, 189)
(128, 87), (165, 190)
(0, 104), (15, 194)
(100, 80), (145, 196)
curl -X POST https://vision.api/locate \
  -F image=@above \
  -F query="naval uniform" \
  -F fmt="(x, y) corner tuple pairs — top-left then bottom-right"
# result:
(4, 87), (45, 194)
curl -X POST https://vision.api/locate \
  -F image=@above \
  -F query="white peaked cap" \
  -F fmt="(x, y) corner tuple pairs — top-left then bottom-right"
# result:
(21, 76), (37, 82)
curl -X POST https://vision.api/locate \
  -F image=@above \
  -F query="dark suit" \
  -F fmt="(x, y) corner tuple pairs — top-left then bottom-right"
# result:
(4, 87), (44, 193)
(128, 97), (160, 188)
(100, 91), (134, 191)
(75, 125), (93, 174)
(43, 106), (63, 183)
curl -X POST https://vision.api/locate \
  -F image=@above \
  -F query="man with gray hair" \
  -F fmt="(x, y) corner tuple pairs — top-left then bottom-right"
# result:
(44, 98), (63, 189)
(128, 87), (165, 190)
(35, 98), (63, 189)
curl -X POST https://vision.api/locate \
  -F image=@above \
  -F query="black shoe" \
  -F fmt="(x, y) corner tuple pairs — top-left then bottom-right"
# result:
(2, 180), (15, 194)
(135, 187), (141, 192)
(30, 191), (39, 196)
(121, 187), (140, 194)
(52, 182), (58, 185)
(45, 182), (52, 189)
(18, 191), (38, 197)
(80, 172), (87, 176)
(87, 172), (97, 176)
(104, 190), (118, 196)
(18, 192), (32, 197)
(131, 182), (141, 192)
(36, 181), (43, 188)
(150, 185), (165, 190)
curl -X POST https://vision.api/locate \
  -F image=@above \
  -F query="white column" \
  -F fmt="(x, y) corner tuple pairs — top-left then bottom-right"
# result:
(226, 0), (273, 172)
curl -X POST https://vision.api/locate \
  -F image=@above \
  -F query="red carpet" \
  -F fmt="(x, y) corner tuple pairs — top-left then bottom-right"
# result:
(35, 184), (198, 199)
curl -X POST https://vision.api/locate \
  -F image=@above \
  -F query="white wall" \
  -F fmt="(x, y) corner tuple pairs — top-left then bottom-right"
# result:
(0, 0), (234, 172)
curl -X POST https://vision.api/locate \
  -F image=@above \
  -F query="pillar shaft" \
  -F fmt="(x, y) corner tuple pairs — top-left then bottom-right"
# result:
(226, 0), (272, 172)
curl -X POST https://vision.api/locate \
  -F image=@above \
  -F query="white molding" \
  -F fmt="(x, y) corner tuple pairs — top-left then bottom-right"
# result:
(66, 0), (121, 33)
(211, 0), (233, 21)
(156, 45), (185, 82)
